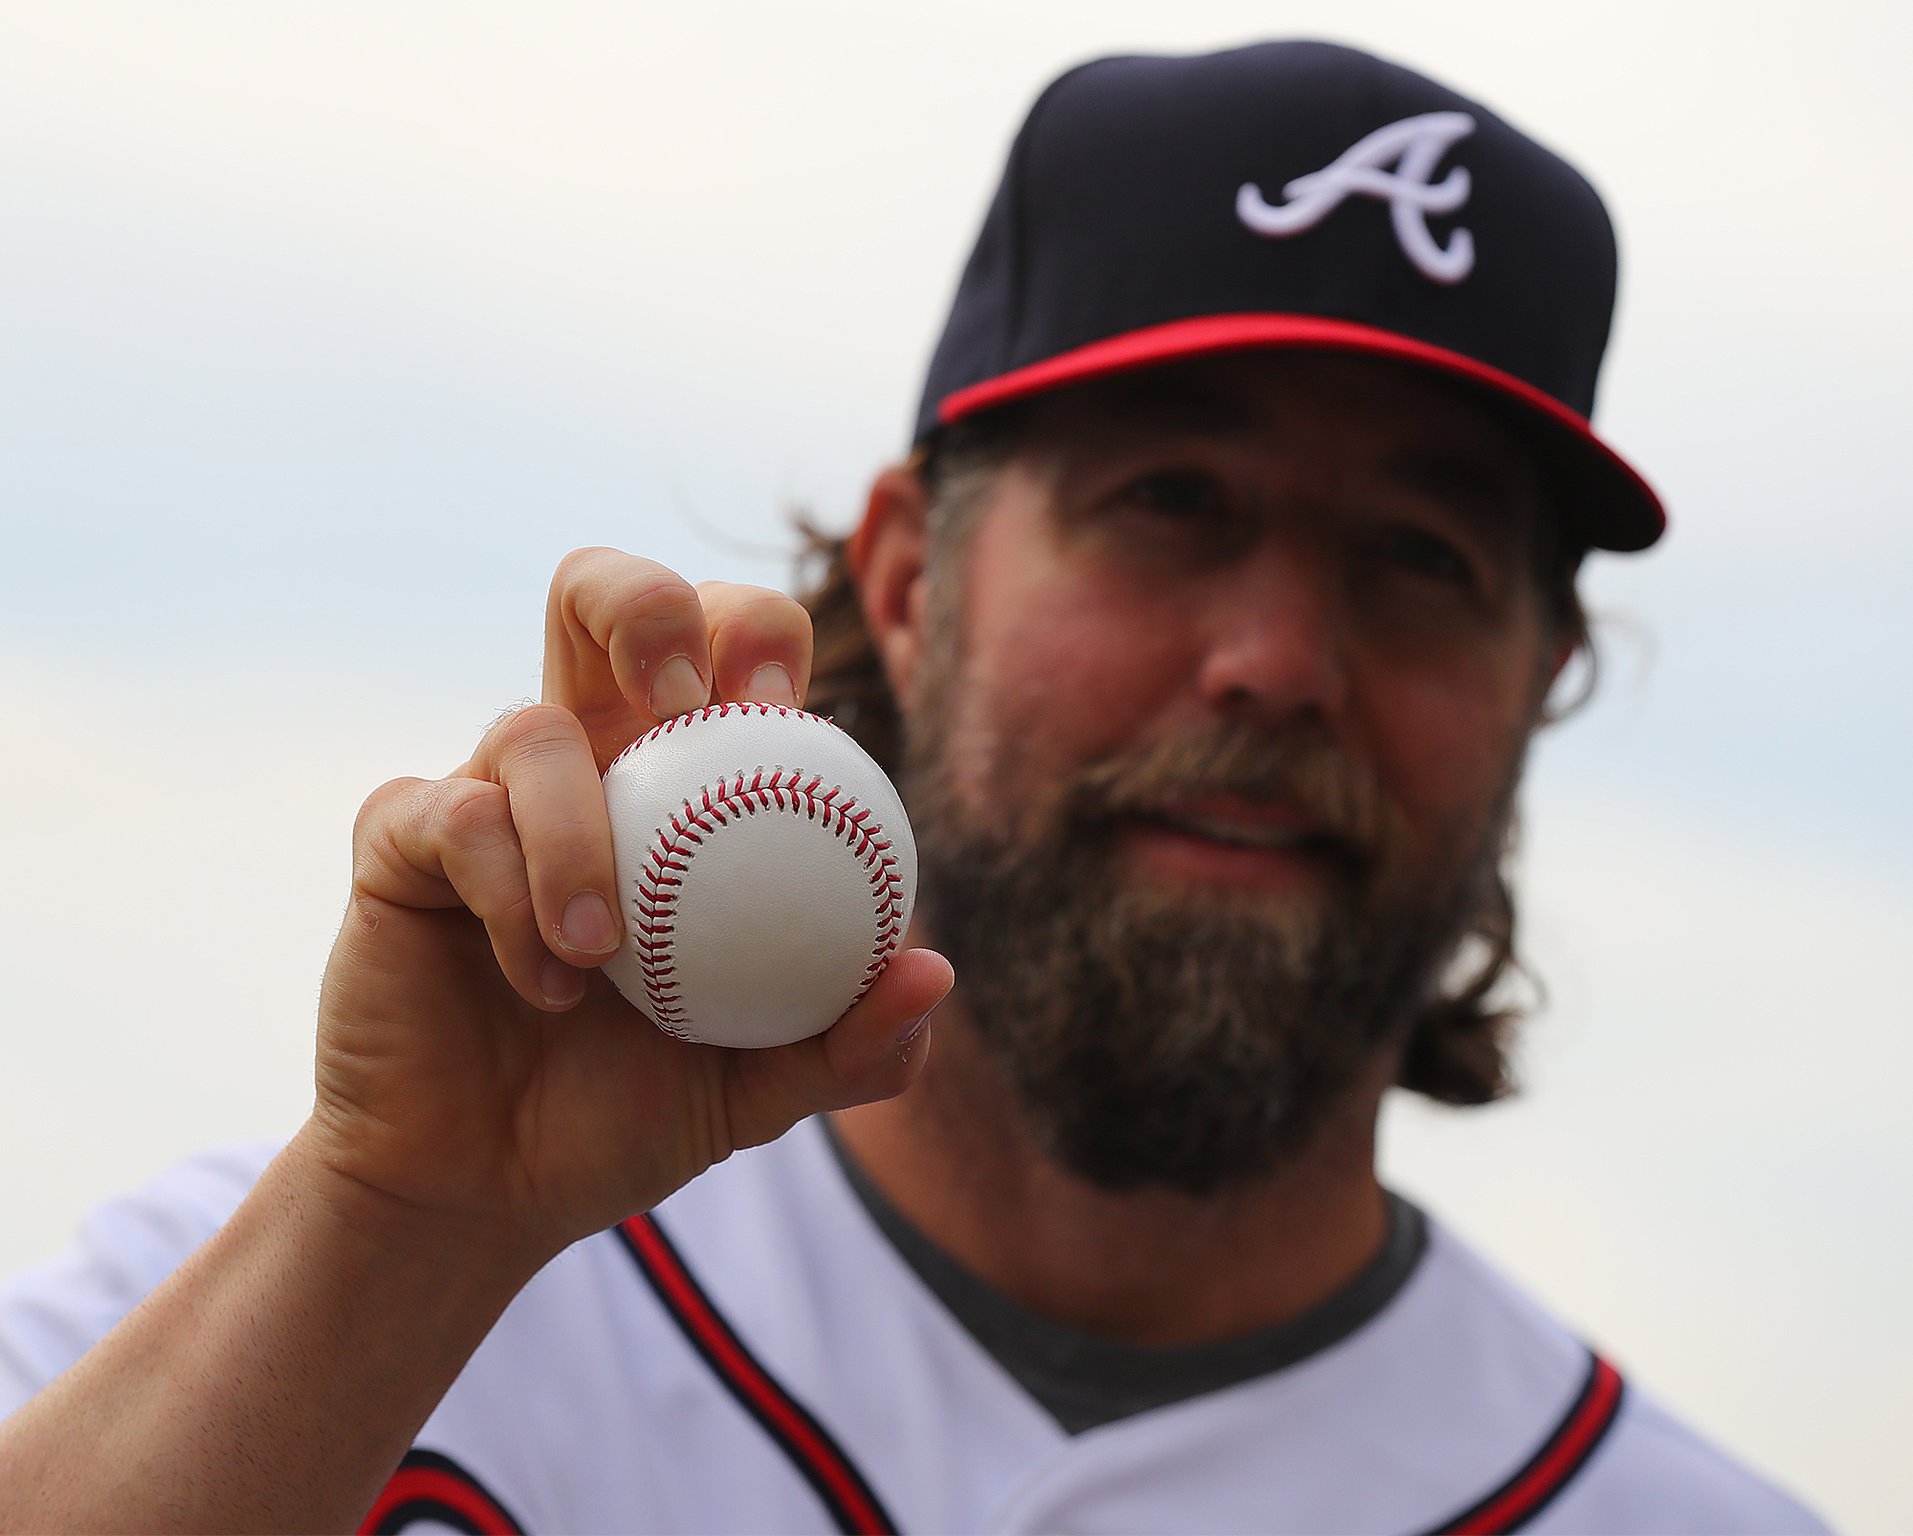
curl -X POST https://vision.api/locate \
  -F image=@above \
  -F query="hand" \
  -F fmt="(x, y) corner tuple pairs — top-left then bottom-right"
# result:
(304, 548), (951, 1265)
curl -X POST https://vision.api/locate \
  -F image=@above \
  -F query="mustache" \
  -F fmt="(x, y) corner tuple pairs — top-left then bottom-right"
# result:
(1059, 722), (1390, 855)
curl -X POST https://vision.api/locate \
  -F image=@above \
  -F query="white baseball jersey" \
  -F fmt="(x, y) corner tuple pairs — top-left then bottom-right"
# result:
(0, 1123), (1823, 1534)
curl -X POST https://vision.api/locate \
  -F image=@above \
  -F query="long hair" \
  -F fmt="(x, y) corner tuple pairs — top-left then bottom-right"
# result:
(794, 412), (1594, 1107)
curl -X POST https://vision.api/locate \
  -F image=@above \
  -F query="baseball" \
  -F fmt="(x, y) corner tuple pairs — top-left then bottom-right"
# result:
(597, 703), (918, 1049)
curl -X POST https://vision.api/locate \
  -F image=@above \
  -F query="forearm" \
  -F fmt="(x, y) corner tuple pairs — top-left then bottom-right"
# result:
(0, 1130), (545, 1534)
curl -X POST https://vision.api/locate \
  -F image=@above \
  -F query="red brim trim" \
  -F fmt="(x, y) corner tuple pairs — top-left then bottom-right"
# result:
(936, 314), (1665, 552)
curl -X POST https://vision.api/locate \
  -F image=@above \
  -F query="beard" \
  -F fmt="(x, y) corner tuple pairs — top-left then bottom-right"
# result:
(900, 635), (1523, 1197)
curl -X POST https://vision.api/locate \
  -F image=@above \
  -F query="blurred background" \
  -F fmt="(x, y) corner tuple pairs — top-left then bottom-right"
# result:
(2, 2), (1907, 1526)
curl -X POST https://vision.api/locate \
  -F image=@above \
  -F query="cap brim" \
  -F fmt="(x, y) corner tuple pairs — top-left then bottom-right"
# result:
(934, 313), (1664, 553)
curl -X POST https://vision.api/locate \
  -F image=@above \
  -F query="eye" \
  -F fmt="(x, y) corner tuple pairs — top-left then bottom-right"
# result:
(1380, 526), (1478, 589)
(1118, 468), (1228, 520)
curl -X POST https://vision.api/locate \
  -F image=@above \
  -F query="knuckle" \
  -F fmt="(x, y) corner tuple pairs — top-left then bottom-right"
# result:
(533, 809), (613, 869)
(491, 881), (538, 934)
(347, 892), (384, 935)
(439, 778), (514, 852)
(709, 592), (814, 668)
(612, 574), (704, 638)
(492, 701), (587, 762)
(550, 545), (620, 595)
(722, 586), (813, 637)
(484, 696), (538, 735)
(693, 577), (763, 609)
(353, 776), (426, 843)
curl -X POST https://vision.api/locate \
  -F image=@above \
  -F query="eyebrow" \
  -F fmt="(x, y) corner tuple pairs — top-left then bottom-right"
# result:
(1052, 376), (1540, 535)
(1379, 447), (1533, 535)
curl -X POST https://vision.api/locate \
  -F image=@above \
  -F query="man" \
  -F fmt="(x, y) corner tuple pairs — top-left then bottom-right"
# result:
(0, 39), (1821, 1534)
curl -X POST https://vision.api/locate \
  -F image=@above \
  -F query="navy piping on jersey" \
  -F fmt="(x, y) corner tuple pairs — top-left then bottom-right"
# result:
(359, 1447), (526, 1535)
(615, 1212), (1627, 1536)
(358, 1222), (1624, 1535)
(1418, 1351), (1628, 1535)
(616, 1210), (900, 1536)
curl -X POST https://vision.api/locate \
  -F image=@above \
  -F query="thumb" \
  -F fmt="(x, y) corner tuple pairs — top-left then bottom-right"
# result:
(720, 948), (954, 1151)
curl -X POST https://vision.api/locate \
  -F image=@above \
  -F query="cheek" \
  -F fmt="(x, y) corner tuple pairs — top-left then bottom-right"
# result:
(1356, 643), (1539, 857)
(947, 523), (1193, 808)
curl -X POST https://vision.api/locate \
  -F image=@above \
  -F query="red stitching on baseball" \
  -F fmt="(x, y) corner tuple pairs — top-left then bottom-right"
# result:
(632, 701), (809, 754)
(619, 708), (901, 1033)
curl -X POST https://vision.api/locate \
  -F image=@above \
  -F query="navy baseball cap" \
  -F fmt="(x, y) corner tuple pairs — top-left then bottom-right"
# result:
(914, 40), (1664, 552)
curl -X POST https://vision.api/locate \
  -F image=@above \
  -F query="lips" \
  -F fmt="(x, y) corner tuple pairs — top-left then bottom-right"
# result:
(1145, 809), (1335, 851)
(1126, 797), (1367, 882)
(1145, 792), (1350, 844)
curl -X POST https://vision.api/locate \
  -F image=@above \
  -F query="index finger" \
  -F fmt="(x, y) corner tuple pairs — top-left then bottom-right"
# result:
(543, 547), (714, 768)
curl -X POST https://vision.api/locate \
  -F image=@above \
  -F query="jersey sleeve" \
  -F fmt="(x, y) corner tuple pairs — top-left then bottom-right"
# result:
(0, 1141), (281, 1421)
(1543, 1384), (1833, 1535)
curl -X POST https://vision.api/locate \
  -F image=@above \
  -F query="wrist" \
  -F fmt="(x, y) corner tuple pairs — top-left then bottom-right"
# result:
(280, 1121), (556, 1299)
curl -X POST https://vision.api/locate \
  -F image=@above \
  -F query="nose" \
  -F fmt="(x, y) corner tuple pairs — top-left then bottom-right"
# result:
(1193, 538), (1351, 724)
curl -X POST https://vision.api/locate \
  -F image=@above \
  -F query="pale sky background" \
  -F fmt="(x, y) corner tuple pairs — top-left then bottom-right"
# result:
(2, 2), (1908, 1529)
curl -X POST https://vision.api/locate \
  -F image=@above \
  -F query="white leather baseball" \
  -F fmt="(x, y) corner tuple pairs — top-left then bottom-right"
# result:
(598, 703), (917, 1049)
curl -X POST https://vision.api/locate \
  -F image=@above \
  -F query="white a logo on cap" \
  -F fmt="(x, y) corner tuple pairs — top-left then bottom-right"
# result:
(1236, 111), (1477, 284)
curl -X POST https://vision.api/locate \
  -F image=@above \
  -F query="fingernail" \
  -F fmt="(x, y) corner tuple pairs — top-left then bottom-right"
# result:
(541, 955), (586, 1008)
(649, 655), (709, 719)
(560, 892), (617, 954)
(895, 1004), (937, 1049)
(745, 663), (798, 708)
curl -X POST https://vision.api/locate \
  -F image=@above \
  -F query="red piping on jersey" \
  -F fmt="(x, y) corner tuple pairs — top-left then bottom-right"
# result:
(618, 1211), (898, 1536)
(359, 1448), (525, 1535)
(1423, 1352), (1626, 1535)
(361, 1228), (1616, 1536)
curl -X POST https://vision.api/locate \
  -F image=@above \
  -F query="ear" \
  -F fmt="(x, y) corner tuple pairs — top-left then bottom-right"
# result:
(1546, 633), (1576, 690)
(849, 463), (933, 702)
(1535, 629), (1581, 722)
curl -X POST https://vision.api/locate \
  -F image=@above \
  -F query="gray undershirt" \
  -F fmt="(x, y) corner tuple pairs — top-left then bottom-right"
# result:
(821, 1123), (1428, 1435)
